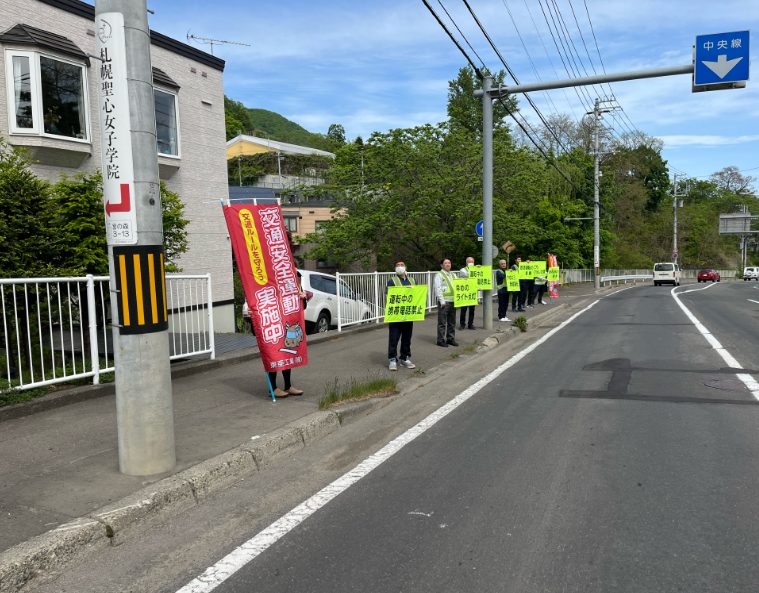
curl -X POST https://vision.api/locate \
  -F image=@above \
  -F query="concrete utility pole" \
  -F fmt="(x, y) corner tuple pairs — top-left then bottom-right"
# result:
(672, 174), (681, 262)
(96, 0), (175, 475)
(588, 99), (615, 290)
(481, 76), (494, 331)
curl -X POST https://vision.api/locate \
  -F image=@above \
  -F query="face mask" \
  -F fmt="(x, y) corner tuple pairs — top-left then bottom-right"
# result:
(395, 266), (406, 275)
(467, 262), (474, 267)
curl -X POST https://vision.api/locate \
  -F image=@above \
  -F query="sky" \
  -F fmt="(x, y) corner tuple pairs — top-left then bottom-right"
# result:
(141, 0), (758, 183)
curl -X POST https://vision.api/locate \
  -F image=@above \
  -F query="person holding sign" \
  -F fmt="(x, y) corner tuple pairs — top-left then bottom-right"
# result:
(495, 259), (510, 322)
(386, 261), (416, 371)
(434, 258), (458, 347)
(513, 257), (526, 312)
(458, 256), (477, 330)
(533, 260), (548, 305)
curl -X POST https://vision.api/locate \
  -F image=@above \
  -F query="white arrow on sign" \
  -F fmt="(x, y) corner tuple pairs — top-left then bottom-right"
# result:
(702, 54), (743, 79)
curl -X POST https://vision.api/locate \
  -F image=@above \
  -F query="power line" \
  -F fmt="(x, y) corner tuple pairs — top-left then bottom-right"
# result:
(421, 0), (483, 78)
(461, 0), (574, 154)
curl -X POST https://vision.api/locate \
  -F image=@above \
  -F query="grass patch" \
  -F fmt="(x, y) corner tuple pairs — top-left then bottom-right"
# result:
(0, 386), (48, 407)
(513, 316), (528, 332)
(318, 375), (398, 410)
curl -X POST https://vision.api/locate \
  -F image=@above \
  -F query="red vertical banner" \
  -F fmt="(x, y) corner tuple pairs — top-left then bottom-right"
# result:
(224, 203), (308, 372)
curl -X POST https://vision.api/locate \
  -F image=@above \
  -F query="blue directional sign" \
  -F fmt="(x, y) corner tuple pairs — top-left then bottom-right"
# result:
(694, 30), (750, 86)
(475, 220), (483, 237)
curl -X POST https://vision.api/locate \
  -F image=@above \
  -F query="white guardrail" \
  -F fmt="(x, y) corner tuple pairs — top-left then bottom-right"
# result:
(1, 274), (214, 391)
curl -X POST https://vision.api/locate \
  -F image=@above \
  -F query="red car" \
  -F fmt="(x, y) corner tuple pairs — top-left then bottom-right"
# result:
(697, 269), (720, 283)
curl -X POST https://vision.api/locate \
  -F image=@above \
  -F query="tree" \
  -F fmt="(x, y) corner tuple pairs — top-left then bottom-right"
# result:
(710, 166), (755, 194)
(0, 142), (55, 277)
(447, 66), (517, 136)
(327, 123), (346, 145)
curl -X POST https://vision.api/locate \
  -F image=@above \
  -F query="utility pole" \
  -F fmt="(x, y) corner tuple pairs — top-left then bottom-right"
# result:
(481, 76), (494, 331)
(588, 99), (616, 290)
(672, 174), (680, 262)
(96, 0), (175, 475)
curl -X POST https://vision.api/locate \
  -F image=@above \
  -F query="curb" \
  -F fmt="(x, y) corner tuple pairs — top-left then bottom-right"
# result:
(0, 398), (387, 593)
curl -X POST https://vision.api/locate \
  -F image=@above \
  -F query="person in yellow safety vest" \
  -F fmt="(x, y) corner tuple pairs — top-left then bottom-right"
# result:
(386, 260), (417, 371)
(495, 258), (510, 321)
(458, 256), (477, 330)
(433, 257), (458, 347)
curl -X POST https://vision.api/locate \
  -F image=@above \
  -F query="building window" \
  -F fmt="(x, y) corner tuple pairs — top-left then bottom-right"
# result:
(284, 216), (298, 232)
(5, 50), (88, 140)
(154, 88), (179, 156)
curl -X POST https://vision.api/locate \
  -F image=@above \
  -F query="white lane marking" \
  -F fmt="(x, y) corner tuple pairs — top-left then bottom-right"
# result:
(676, 282), (718, 295)
(671, 286), (759, 400)
(175, 299), (600, 593)
(748, 299), (759, 305)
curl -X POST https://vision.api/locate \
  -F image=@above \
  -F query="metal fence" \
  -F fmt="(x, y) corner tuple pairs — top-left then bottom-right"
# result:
(1, 274), (214, 391)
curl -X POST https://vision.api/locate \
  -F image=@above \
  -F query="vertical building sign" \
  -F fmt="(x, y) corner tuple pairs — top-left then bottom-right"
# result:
(96, 12), (138, 245)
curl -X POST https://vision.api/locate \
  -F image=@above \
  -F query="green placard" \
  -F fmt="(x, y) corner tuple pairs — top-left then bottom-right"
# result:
(534, 261), (547, 276)
(384, 285), (427, 322)
(453, 278), (478, 308)
(547, 266), (560, 281)
(518, 262), (532, 280)
(506, 270), (520, 291)
(469, 265), (493, 290)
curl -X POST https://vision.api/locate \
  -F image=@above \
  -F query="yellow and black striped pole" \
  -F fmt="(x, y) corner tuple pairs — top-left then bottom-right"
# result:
(113, 245), (169, 335)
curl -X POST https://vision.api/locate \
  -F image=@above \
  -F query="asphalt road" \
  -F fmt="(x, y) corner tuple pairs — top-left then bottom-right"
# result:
(208, 281), (759, 593)
(28, 281), (759, 593)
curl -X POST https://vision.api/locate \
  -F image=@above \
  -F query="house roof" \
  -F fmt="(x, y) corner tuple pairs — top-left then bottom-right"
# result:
(34, 0), (225, 71)
(0, 23), (90, 65)
(227, 135), (335, 159)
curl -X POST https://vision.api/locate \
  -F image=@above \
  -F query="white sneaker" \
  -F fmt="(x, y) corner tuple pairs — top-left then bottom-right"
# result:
(389, 359), (397, 371)
(541, 299), (548, 305)
(499, 317), (510, 322)
(400, 358), (416, 369)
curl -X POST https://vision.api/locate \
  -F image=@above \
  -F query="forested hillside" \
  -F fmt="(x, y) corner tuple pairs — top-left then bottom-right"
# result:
(224, 97), (341, 152)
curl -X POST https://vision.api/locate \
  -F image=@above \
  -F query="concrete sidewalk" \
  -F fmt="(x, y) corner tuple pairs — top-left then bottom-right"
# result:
(0, 283), (607, 592)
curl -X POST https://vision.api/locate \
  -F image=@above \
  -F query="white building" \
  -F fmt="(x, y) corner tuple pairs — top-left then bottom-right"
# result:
(0, 0), (234, 331)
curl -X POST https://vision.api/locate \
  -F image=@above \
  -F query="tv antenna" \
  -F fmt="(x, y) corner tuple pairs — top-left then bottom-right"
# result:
(186, 31), (250, 55)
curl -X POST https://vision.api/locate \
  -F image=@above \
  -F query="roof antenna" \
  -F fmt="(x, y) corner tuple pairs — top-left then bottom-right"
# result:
(186, 31), (251, 55)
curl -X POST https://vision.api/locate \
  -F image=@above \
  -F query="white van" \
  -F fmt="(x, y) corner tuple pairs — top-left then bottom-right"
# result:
(653, 262), (681, 286)
(744, 266), (759, 281)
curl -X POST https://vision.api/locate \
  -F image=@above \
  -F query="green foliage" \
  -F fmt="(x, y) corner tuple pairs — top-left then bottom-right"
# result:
(0, 143), (55, 277)
(318, 375), (398, 410)
(0, 140), (189, 276)
(224, 96), (344, 152)
(513, 316), (528, 332)
(227, 152), (333, 186)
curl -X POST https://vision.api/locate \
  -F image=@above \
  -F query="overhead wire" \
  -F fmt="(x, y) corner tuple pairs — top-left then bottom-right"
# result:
(461, 0), (574, 154)
(423, 0), (591, 199)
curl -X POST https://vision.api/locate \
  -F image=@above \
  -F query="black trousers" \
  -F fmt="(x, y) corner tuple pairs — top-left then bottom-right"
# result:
(511, 291), (519, 311)
(525, 279), (536, 305)
(518, 280), (529, 308)
(268, 369), (291, 390)
(388, 321), (413, 361)
(497, 290), (509, 318)
(459, 305), (475, 328)
(437, 304), (456, 343)
(534, 283), (548, 302)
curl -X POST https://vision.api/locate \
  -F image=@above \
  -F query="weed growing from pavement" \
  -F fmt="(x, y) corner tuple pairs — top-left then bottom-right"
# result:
(513, 316), (528, 332)
(318, 375), (398, 410)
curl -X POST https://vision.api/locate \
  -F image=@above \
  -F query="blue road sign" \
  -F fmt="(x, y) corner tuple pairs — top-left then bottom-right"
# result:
(694, 30), (750, 86)
(475, 220), (483, 237)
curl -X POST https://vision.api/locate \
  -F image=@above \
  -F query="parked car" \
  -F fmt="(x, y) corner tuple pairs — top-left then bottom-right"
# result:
(744, 266), (759, 281)
(697, 269), (720, 283)
(242, 270), (371, 335)
(299, 269), (372, 333)
(653, 262), (681, 286)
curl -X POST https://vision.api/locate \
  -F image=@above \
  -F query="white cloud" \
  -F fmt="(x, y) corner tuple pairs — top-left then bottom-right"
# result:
(658, 134), (759, 147)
